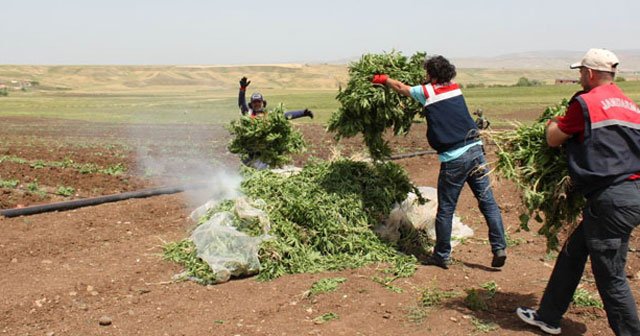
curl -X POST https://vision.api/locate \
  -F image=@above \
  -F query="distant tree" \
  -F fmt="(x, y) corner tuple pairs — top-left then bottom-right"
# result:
(0, 87), (8, 97)
(615, 76), (626, 82)
(465, 83), (486, 89)
(514, 77), (543, 87)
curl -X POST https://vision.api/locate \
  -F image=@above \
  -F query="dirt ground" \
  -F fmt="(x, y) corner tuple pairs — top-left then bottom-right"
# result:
(1, 116), (638, 336)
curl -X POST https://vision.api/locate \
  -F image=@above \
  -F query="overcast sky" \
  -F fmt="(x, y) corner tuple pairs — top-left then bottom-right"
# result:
(2, 0), (639, 65)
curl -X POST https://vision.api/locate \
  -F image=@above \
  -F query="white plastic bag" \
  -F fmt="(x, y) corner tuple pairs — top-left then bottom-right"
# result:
(190, 212), (264, 284)
(379, 187), (474, 246)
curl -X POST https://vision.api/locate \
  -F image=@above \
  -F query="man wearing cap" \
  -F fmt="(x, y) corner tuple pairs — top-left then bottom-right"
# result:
(238, 76), (314, 119)
(516, 48), (640, 335)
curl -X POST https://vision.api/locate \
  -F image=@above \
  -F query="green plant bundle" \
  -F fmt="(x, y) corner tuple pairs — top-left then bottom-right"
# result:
(164, 159), (424, 283)
(309, 277), (347, 295)
(420, 287), (459, 308)
(242, 159), (423, 280)
(327, 51), (426, 160)
(227, 104), (306, 168)
(494, 99), (585, 250)
(572, 288), (604, 308)
(163, 239), (218, 284)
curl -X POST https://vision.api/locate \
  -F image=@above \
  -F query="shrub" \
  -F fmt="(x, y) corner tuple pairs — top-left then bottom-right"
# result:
(514, 77), (543, 87)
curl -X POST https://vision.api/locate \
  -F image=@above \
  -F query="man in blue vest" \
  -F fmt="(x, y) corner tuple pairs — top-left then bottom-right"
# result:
(516, 49), (640, 335)
(372, 55), (507, 270)
(238, 77), (314, 119)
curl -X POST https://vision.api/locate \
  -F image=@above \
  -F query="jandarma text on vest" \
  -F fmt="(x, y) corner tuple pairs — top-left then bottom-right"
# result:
(601, 98), (640, 114)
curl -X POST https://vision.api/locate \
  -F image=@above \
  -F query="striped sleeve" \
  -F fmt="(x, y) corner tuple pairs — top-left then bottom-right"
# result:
(409, 85), (427, 105)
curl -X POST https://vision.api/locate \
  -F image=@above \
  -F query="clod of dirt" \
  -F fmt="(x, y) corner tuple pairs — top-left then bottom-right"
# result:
(98, 316), (112, 326)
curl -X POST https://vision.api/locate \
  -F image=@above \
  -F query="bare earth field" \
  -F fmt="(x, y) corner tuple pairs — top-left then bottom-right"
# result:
(2, 117), (638, 336)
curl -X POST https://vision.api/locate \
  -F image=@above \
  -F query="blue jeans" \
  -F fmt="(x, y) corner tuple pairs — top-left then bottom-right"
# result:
(242, 153), (269, 170)
(284, 110), (306, 120)
(538, 180), (640, 335)
(434, 145), (506, 260)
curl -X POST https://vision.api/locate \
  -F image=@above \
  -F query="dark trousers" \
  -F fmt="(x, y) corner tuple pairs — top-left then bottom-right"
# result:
(538, 180), (640, 336)
(434, 145), (506, 260)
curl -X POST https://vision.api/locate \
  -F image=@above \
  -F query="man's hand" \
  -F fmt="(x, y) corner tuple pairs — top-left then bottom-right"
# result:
(239, 77), (251, 90)
(372, 74), (389, 85)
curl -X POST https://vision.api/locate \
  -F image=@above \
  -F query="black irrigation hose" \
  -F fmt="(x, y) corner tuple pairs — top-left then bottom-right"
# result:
(389, 150), (437, 160)
(1, 183), (206, 218)
(1, 146), (487, 218)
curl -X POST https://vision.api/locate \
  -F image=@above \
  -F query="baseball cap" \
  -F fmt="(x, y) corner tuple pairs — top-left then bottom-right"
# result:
(570, 48), (619, 73)
(250, 92), (264, 102)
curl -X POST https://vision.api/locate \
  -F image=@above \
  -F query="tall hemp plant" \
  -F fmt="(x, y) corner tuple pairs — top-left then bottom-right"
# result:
(327, 51), (426, 160)
(493, 99), (585, 250)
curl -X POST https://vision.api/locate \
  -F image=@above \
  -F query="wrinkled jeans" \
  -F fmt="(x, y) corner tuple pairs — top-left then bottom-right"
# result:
(538, 180), (640, 335)
(434, 145), (506, 260)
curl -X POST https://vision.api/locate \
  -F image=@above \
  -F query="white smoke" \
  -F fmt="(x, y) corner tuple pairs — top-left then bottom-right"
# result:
(129, 122), (243, 211)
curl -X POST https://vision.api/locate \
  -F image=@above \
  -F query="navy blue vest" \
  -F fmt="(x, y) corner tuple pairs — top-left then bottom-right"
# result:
(421, 83), (479, 153)
(565, 84), (640, 197)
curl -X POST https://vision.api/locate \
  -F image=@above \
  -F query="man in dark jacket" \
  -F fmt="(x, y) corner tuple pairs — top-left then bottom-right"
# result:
(516, 48), (640, 336)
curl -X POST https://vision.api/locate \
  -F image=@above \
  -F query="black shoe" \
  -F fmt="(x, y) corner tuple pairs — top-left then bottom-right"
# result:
(491, 249), (507, 268)
(423, 255), (451, 269)
(303, 109), (314, 119)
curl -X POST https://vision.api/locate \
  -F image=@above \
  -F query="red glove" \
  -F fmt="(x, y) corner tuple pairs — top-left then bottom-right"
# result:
(372, 74), (389, 85)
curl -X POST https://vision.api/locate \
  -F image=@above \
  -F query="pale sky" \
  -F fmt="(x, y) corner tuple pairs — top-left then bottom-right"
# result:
(2, 0), (639, 65)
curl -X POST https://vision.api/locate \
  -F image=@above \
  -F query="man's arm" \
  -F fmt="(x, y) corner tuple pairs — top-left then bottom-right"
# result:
(372, 74), (411, 97)
(386, 78), (412, 97)
(546, 119), (571, 147)
(545, 100), (584, 147)
(238, 77), (250, 115)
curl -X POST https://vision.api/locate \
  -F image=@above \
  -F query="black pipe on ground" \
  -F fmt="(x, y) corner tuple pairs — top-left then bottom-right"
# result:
(389, 150), (437, 160)
(1, 183), (206, 218)
(0, 148), (470, 218)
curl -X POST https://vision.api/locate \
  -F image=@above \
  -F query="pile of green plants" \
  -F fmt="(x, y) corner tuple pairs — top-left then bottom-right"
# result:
(227, 104), (306, 168)
(327, 51), (426, 160)
(493, 99), (584, 250)
(164, 158), (425, 283)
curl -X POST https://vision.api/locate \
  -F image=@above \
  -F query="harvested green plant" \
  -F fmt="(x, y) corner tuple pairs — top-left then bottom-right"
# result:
(573, 288), (603, 308)
(163, 239), (218, 284)
(164, 159), (424, 284)
(494, 99), (585, 250)
(471, 317), (499, 333)
(56, 186), (75, 196)
(420, 287), (459, 308)
(480, 281), (498, 299)
(227, 104), (306, 168)
(27, 180), (40, 193)
(0, 179), (20, 189)
(313, 312), (339, 324)
(328, 51), (426, 160)
(309, 277), (347, 295)
(464, 288), (489, 311)
(243, 159), (423, 280)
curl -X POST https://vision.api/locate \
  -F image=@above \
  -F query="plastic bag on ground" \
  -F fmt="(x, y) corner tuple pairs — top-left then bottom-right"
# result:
(190, 199), (269, 284)
(378, 186), (474, 247)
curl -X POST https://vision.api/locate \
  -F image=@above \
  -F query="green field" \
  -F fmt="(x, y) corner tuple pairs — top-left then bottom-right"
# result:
(2, 65), (640, 126)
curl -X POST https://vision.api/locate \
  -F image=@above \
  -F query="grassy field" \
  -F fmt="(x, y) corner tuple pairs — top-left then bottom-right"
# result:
(2, 65), (640, 126)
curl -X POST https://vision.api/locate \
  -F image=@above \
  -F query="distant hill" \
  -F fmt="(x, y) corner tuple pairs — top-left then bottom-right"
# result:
(452, 50), (640, 72)
(2, 50), (639, 93)
(331, 50), (640, 72)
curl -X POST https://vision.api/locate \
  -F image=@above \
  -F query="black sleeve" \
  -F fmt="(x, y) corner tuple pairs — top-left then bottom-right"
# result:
(239, 88), (248, 115)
